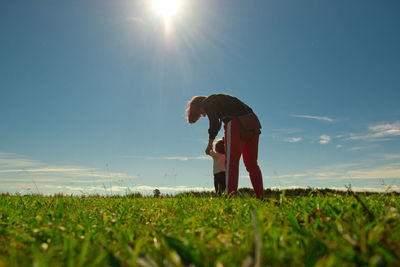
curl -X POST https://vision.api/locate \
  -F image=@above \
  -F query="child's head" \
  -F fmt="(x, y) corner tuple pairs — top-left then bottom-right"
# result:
(215, 138), (225, 154)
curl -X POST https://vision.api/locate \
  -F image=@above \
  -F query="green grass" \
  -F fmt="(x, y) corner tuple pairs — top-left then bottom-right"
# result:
(0, 192), (399, 266)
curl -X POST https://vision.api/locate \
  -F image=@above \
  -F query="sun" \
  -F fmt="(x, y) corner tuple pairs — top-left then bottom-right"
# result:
(152, 0), (181, 19)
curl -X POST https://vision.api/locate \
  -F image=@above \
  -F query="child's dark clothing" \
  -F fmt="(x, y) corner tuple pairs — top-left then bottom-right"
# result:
(214, 171), (226, 195)
(209, 151), (226, 195)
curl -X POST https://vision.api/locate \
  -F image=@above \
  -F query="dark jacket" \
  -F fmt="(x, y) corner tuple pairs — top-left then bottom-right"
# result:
(202, 94), (255, 140)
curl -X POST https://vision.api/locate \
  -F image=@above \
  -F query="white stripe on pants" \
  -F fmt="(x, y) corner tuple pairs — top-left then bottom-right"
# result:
(225, 121), (232, 193)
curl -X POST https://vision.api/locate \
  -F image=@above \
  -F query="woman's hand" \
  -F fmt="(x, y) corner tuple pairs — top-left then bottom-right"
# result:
(205, 139), (214, 155)
(205, 144), (212, 155)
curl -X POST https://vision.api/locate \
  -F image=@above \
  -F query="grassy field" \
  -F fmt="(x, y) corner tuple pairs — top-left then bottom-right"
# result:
(0, 190), (399, 266)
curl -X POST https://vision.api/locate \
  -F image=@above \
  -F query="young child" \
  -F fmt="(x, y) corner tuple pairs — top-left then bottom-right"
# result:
(209, 137), (226, 195)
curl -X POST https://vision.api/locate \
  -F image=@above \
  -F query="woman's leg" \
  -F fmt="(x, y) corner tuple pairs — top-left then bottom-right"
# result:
(242, 134), (264, 198)
(224, 120), (245, 196)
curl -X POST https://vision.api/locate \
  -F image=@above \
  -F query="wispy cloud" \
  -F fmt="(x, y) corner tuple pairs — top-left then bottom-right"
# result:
(159, 156), (209, 161)
(347, 144), (378, 152)
(346, 163), (400, 179)
(267, 129), (304, 143)
(121, 155), (209, 161)
(0, 166), (134, 179)
(319, 134), (331, 144)
(315, 172), (339, 177)
(312, 163), (400, 180)
(267, 162), (400, 183)
(291, 114), (335, 122)
(344, 121), (400, 141)
(285, 137), (302, 143)
(369, 121), (400, 136)
(0, 152), (136, 183)
(277, 174), (307, 178)
(0, 152), (41, 168)
(263, 173), (307, 179)
(383, 154), (400, 160)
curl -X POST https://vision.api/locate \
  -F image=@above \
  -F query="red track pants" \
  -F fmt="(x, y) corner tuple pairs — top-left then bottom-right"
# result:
(224, 119), (264, 198)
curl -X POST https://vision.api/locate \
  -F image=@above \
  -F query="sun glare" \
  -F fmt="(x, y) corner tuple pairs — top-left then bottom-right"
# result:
(153, 0), (181, 19)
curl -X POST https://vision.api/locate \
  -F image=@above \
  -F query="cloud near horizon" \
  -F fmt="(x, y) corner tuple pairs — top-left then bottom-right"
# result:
(159, 156), (209, 161)
(0, 152), (136, 182)
(2, 181), (397, 195)
(121, 155), (209, 161)
(265, 159), (400, 183)
(0, 183), (214, 195)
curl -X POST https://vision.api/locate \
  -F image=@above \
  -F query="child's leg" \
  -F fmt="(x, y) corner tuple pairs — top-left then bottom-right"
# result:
(242, 134), (264, 198)
(214, 172), (226, 196)
(219, 171), (226, 194)
(213, 174), (219, 194)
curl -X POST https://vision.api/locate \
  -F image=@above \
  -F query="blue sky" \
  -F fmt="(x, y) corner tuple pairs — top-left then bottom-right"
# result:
(1, 0), (400, 195)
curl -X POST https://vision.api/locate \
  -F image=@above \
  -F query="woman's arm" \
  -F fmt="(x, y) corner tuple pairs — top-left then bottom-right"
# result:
(203, 99), (221, 141)
(205, 138), (214, 155)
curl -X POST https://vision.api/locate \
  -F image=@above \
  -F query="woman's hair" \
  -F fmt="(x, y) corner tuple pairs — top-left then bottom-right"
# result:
(186, 96), (206, 123)
(215, 137), (225, 154)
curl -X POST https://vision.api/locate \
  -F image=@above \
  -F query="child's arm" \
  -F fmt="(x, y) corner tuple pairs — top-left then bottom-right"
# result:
(209, 150), (216, 158)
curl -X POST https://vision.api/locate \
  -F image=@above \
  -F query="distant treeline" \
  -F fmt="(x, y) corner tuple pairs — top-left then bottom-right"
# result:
(3, 187), (397, 198)
(172, 187), (400, 198)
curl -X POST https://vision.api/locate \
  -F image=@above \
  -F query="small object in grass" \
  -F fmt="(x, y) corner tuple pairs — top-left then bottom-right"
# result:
(41, 243), (48, 251)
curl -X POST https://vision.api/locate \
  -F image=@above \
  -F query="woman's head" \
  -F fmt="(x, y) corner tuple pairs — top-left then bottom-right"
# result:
(215, 137), (225, 154)
(186, 96), (206, 123)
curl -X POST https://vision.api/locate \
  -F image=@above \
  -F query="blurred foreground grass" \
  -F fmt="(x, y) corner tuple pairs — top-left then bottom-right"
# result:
(0, 191), (399, 266)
